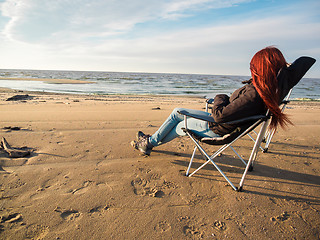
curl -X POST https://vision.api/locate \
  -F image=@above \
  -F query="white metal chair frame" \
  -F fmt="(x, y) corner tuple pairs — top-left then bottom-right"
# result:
(179, 56), (315, 191)
(178, 109), (270, 192)
(178, 87), (295, 191)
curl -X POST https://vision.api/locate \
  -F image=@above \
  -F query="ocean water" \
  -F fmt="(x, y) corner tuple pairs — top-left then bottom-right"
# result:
(0, 69), (319, 100)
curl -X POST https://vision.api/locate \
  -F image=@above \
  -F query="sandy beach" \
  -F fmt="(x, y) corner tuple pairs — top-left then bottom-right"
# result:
(0, 88), (319, 239)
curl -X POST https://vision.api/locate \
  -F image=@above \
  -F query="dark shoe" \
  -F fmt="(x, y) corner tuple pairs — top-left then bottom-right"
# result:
(131, 135), (153, 155)
(136, 131), (150, 141)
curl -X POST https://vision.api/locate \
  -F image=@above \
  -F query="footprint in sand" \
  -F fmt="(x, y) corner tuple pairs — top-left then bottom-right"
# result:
(213, 220), (227, 231)
(183, 225), (204, 238)
(71, 180), (94, 194)
(86, 204), (112, 218)
(88, 205), (110, 214)
(189, 193), (216, 206)
(138, 167), (152, 174)
(54, 207), (81, 221)
(131, 177), (164, 198)
(270, 211), (290, 222)
(88, 206), (102, 214)
(1, 213), (23, 223)
(154, 221), (171, 232)
(0, 212), (24, 236)
(25, 224), (49, 240)
(178, 216), (206, 238)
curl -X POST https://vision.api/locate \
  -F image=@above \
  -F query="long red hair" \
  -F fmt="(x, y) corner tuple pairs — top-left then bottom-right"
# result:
(250, 46), (292, 130)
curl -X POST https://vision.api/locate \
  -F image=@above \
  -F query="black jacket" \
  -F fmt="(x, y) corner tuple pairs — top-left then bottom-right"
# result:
(210, 56), (316, 136)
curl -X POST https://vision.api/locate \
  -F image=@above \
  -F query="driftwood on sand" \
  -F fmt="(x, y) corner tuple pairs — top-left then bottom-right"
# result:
(0, 137), (31, 158)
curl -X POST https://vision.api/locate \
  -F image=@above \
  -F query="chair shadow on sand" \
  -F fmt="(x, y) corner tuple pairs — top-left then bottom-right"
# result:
(153, 139), (320, 204)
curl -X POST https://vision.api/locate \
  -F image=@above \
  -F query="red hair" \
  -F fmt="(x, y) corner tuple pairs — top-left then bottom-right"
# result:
(250, 46), (292, 130)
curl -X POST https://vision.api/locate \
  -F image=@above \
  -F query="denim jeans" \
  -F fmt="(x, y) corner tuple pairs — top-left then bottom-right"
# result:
(149, 108), (219, 146)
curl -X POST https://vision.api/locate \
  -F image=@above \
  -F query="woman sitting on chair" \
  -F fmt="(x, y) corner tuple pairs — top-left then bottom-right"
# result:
(131, 46), (315, 155)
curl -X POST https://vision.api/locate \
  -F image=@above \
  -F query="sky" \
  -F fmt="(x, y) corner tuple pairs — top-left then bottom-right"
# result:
(0, 0), (319, 77)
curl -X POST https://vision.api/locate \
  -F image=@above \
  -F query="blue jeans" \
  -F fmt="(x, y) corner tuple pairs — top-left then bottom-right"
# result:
(149, 108), (219, 146)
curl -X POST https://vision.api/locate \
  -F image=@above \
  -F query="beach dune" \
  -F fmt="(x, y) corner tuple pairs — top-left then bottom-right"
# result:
(0, 89), (319, 239)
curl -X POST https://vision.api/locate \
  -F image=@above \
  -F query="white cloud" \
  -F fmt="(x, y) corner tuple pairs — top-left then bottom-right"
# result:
(71, 15), (319, 60)
(0, 0), (319, 77)
(0, 0), (251, 43)
(161, 0), (251, 19)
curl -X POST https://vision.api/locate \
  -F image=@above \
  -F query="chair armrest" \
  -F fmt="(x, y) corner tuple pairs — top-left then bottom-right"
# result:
(206, 98), (214, 104)
(178, 110), (216, 123)
(178, 110), (268, 125)
(223, 115), (269, 125)
(281, 100), (290, 104)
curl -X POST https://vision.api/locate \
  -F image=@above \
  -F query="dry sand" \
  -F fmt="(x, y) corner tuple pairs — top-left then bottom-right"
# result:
(0, 88), (319, 239)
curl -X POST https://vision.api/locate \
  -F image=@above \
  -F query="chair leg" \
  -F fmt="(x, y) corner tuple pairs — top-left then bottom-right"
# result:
(185, 131), (238, 191)
(238, 120), (268, 190)
(247, 132), (266, 152)
(183, 117), (268, 191)
(186, 146), (197, 176)
(264, 128), (276, 152)
(188, 143), (228, 178)
(230, 146), (247, 166)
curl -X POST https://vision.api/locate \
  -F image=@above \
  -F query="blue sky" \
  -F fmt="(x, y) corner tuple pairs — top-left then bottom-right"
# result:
(0, 0), (319, 77)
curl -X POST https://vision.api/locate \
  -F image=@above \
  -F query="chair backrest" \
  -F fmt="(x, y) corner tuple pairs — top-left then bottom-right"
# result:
(277, 56), (316, 103)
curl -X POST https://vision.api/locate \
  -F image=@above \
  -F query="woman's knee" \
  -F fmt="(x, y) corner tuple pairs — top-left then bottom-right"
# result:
(171, 108), (186, 120)
(172, 107), (186, 115)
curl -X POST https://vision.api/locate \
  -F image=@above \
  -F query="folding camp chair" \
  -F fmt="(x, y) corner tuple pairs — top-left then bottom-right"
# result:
(178, 109), (270, 191)
(178, 56), (315, 191)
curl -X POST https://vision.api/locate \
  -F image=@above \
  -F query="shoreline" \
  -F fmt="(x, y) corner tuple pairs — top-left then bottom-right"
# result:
(0, 87), (205, 103)
(0, 77), (94, 84)
(0, 76), (319, 101)
(0, 86), (319, 103)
